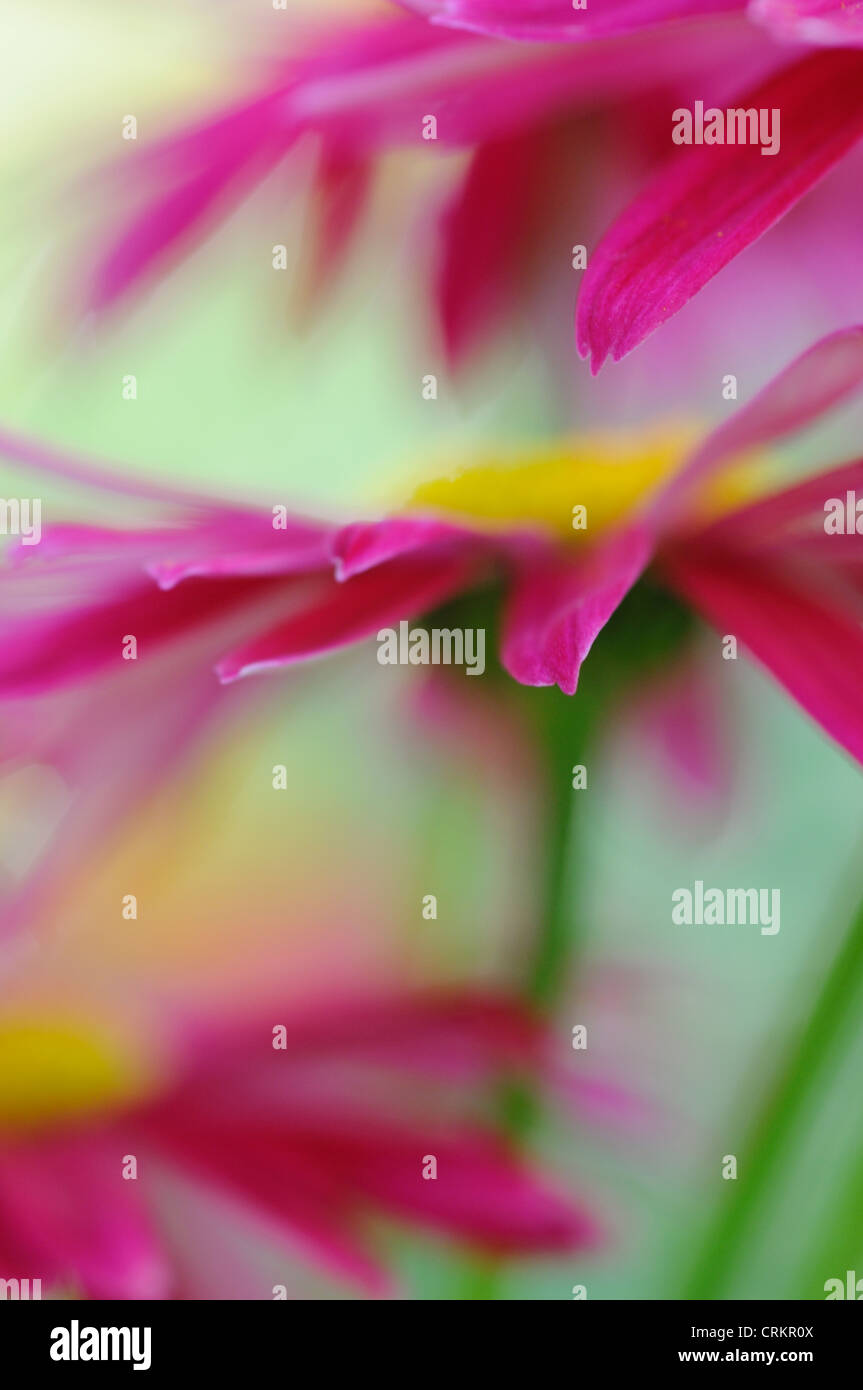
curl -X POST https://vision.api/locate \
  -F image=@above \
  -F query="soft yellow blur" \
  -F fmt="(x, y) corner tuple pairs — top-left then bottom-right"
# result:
(408, 425), (761, 539)
(0, 1015), (152, 1133)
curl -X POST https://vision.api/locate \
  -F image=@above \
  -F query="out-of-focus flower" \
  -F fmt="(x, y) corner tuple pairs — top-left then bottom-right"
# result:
(80, 4), (863, 377)
(0, 991), (599, 1298)
(4, 328), (863, 767)
(0, 441), (297, 943)
(82, 6), (776, 367)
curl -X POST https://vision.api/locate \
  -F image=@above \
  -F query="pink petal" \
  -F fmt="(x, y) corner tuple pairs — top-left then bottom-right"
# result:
(501, 525), (652, 694)
(0, 425), (221, 509)
(145, 522), (334, 589)
(406, 0), (743, 41)
(217, 549), (477, 682)
(90, 92), (291, 312)
(136, 991), (602, 1281)
(435, 128), (550, 367)
(5, 516), (332, 587)
(312, 1122), (599, 1254)
(297, 142), (374, 312)
(577, 50), (863, 372)
(248, 15), (772, 151)
(332, 516), (476, 579)
(0, 426), (334, 581)
(0, 1137), (171, 1299)
(180, 991), (546, 1088)
(663, 545), (863, 765)
(0, 574), (273, 695)
(288, 16), (666, 148)
(86, 11), (772, 312)
(139, 1114), (393, 1295)
(633, 655), (733, 810)
(0, 609), (266, 941)
(696, 453), (863, 552)
(750, 0), (863, 47)
(651, 325), (863, 526)
(149, 1109), (595, 1260)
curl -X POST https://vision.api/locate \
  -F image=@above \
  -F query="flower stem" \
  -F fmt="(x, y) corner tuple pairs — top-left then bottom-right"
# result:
(794, 1139), (863, 1298)
(460, 693), (592, 1298)
(528, 686), (596, 1007)
(683, 884), (863, 1299)
(528, 739), (580, 1009)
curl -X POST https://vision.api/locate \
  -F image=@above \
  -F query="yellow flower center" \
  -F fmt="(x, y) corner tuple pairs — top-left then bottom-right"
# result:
(407, 425), (758, 539)
(0, 1016), (150, 1134)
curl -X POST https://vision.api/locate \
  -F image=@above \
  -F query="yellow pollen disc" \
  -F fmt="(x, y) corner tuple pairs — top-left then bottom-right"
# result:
(0, 1017), (148, 1134)
(407, 425), (758, 539)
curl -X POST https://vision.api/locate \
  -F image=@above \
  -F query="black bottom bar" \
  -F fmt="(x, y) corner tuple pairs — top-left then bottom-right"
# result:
(2, 1298), (859, 1374)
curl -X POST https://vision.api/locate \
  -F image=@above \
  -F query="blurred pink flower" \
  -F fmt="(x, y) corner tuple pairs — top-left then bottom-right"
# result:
(80, 4), (863, 375)
(0, 992), (599, 1298)
(82, 7), (775, 367)
(2, 327), (862, 945)
(4, 325), (863, 766)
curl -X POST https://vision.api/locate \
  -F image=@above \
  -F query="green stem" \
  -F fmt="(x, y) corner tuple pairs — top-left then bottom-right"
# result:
(794, 1140), (863, 1298)
(460, 694), (591, 1298)
(498, 692), (593, 1146)
(683, 887), (863, 1299)
(527, 686), (595, 1009)
(528, 750), (579, 1008)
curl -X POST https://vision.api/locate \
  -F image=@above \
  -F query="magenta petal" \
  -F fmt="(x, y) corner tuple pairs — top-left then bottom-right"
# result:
(217, 550), (476, 682)
(153, 1108), (594, 1259)
(286, 990), (544, 1079)
(334, 1125), (599, 1254)
(652, 325), (863, 526)
(332, 517), (475, 579)
(90, 93), (291, 312)
(5, 515), (332, 586)
(140, 1115), (393, 1295)
(501, 525), (651, 695)
(0, 1138), (171, 1299)
(146, 520), (334, 589)
(405, 0), (742, 41)
(577, 50), (863, 372)
(697, 454), (863, 552)
(0, 620), (264, 943)
(635, 655), (733, 811)
(750, 0), (863, 47)
(436, 129), (548, 367)
(0, 575), (265, 695)
(0, 425), (221, 509)
(299, 142), (374, 310)
(664, 547), (863, 766)
(81, 11), (774, 312)
(176, 991), (546, 1095)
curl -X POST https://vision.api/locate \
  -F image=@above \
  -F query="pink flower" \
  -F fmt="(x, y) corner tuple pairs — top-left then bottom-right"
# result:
(4, 325), (863, 805)
(0, 992), (598, 1297)
(83, 6), (774, 366)
(80, 4), (863, 374)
